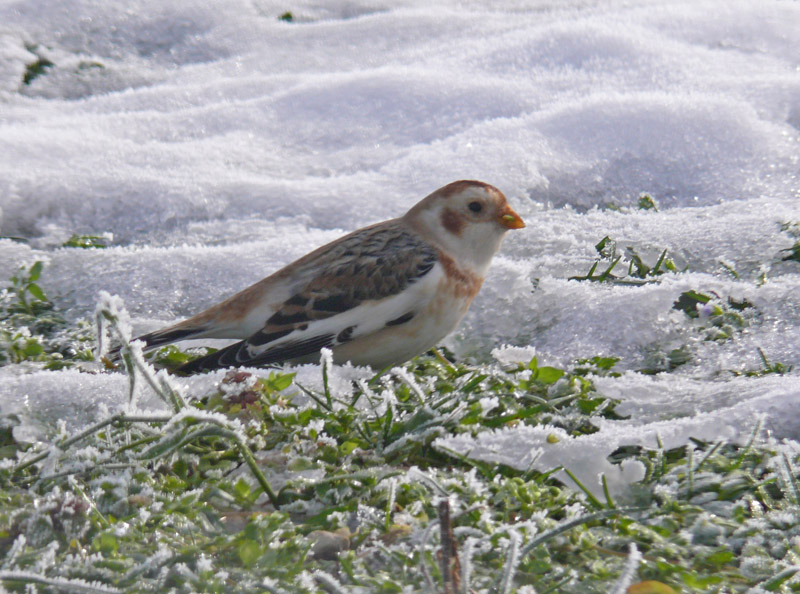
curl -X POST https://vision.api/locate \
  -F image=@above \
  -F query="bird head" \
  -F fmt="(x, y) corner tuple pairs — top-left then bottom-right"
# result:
(404, 180), (525, 273)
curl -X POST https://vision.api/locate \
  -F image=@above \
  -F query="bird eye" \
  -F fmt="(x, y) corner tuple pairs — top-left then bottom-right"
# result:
(468, 201), (482, 213)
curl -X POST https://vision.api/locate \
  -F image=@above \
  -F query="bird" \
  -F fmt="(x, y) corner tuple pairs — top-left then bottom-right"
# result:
(129, 180), (525, 374)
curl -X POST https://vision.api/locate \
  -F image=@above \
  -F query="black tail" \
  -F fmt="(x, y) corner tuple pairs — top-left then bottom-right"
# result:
(175, 342), (242, 375)
(176, 338), (272, 375)
(107, 327), (200, 361)
(177, 333), (334, 375)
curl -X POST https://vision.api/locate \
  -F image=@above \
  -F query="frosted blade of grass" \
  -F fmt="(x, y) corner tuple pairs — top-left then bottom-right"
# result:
(313, 570), (346, 593)
(259, 582), (288, 594)
(67, 475), (110, 528)
(406, 467), (449, 497)
(460, 537), (478, 594)
(384, 477), (396, 532)
(778, 450), (800, 506)
(290, 469), (402, 492)
(419, 519), (439, 592)
(1, 536), (26, 570)
(392, 367), (427, 404)
(519, 509), (623, 558)
(734, 417), (764, 468)
(126, 341), (185, 412)
(139, 424), (236, 459)
(460, 537), (481, 594)
(120, 549), (173, 583)
(320, 348), (333, 409)
(651, 249), (668, 274)
(563, 467), (604, 510)
(492, 528), (522, 594)
(755, 565), (800, 591)
(694, 440), (724, 472)
(432, 347), (457, 374)
(601, 474), (615, 509)
(608, 543), (641, 594)
(294, 381), (333, 411)
(95, 292), (185, 412)
(0, 572), (121, 593)
(381, 426), (446, 456)
(95, 291), (132, 355)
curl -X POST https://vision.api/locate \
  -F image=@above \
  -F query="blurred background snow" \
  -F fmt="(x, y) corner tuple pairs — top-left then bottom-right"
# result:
(1, 0), (799, 494)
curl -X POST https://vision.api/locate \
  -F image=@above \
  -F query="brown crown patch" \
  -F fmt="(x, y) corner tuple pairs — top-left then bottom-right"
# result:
(437, 180), (498, 199)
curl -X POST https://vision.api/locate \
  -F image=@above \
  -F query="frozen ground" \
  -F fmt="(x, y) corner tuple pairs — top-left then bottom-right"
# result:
(1, 0), (799, 495)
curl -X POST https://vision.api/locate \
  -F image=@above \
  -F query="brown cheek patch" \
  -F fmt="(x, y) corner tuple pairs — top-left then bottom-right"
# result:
(440, 208), (464, 236)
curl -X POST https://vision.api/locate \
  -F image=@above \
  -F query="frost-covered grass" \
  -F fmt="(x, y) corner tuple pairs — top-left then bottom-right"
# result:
(2, 265), (800, 593)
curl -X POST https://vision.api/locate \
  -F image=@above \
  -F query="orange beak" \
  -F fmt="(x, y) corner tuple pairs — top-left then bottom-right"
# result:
(498, 207), (525, 230)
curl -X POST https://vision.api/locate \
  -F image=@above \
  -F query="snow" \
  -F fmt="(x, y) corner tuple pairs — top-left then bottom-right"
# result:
(1, 0), (799, 495)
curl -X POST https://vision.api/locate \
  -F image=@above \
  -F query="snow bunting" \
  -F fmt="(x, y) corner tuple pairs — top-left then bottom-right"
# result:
(132, 180), (525, 374)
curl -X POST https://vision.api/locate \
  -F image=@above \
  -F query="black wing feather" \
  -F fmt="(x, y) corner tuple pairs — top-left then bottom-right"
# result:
(177, 333), (338, 374)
